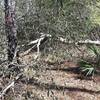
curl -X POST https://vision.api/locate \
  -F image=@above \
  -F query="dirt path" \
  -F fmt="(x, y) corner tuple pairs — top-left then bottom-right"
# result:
(14, 60), (100, 100)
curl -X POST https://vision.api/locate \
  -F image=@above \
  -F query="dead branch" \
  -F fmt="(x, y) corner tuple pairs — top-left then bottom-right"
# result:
(76, 40), (100, 45)
(58, 37), (100, 45)
(20, 33), (51, 56)
(20, 44), (36, 56)
(0, 82), (14, 98)
(19, 33), (100, 57)
(28, 33), (51, 46)
(0, 73), (22, 98)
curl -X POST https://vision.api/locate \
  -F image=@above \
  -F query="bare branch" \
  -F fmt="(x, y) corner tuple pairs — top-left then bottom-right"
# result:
(0, 73), (22, 98)
(58, 37), (100, 45)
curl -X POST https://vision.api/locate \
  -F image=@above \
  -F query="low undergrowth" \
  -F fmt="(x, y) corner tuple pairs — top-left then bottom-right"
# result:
(79, 45), (100, 77)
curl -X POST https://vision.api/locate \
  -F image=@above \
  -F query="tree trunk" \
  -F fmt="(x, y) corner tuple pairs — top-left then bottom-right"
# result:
(4, 0), (17, 62)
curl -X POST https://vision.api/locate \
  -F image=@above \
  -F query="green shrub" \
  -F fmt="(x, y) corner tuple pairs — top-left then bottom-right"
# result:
(79, 59), (95, 76)
(79, 45), (100, 77)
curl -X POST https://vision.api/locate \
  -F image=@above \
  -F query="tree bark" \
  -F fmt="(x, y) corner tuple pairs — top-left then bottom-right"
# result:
(4, 0), (17, 62)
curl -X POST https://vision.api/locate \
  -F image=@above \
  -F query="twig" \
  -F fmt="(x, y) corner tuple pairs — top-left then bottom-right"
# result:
(0, 82), (14, 98)
(0, 73), (22, 98)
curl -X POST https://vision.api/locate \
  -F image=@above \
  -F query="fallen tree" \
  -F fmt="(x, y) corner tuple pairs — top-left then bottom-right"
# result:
(58, 37), (100, 45)
(18, 33), (100, 57)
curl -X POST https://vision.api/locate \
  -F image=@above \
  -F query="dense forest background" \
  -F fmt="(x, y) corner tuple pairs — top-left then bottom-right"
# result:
(0, 0), (100, 100)
(0, 0), (100, 59)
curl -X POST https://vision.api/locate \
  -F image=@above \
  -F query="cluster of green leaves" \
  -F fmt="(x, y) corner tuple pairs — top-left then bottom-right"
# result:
(79, 45), (100, 76)
(79, 59), (95, 76)
(88, 45), (100, 58)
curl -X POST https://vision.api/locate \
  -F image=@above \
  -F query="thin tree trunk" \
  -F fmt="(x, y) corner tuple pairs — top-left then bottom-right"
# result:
(4, 0), (17, 62)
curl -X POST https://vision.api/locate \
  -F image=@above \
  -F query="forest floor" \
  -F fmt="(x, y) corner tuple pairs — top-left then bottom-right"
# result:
(14, 52), (100, 100)
(0, 45), (100, 100)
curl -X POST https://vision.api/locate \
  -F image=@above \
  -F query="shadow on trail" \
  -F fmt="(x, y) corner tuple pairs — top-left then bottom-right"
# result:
(46, 66), (100, 77)
(20, 77), (100, 94)
(46, 67), (80, 74)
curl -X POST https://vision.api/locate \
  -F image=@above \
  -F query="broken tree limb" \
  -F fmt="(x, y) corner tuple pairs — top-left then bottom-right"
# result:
(28, 33), (51, 46)
(37, 37), (42, 54)
(20, 44), (37, 56)
(28, 35), (46, 55)
(19, 33), (100, 57)
(0, 82), (14, 98)
(58, 37), (100, 45)
(20, 34), (100, 55)
(20, 33), (51, 56)
(76, 40), (100, 45)
(28, 39), (39, 45)
(0, 73), (22, 98)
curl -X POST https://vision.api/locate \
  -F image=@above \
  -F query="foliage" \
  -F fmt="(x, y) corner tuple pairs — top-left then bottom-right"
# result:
(79, 59), (95, 76)
(15, 0), (100, 42)
(88, 45), (100, 57)
(79, 45), (100, 76)
(0, 0), (100, 43)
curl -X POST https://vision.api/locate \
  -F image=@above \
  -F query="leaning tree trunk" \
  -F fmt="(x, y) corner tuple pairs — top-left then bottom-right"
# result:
(4, 0), (17, 62)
